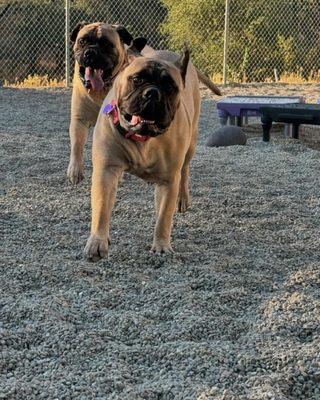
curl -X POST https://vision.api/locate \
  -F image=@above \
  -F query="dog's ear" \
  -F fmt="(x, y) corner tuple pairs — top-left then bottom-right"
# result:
(129, 37), (148, 53)
(126, 37), (148, 63)
(115, 25), (133, 45)
(175, 46), (190, 86)
(70, 21), (88, 43)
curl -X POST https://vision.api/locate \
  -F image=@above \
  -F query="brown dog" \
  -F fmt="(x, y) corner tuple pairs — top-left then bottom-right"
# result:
(84, 48), (200, 261)
(67, 22), (221, 186)
(67, 22), (146, 184)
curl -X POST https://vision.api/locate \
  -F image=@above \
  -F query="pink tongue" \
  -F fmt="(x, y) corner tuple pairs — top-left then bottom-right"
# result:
(85, 67), (104, 91)
(130, 115), (141, 126)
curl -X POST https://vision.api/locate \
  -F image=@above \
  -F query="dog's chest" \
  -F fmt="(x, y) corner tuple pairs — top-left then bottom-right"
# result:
(126, 160), (165, 184)
(114, 128), (184, 183)
(124, 148), (170, 184)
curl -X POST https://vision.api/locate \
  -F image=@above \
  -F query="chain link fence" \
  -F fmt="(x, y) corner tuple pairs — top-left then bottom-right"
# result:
(226, 0), (320, 82)
(1, 0), (319, 86)
(0, 0), (167, 85)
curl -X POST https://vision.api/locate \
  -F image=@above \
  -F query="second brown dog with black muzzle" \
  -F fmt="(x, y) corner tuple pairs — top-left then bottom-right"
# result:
(67, 22), (146, 185)
(84, 48), (201, 261)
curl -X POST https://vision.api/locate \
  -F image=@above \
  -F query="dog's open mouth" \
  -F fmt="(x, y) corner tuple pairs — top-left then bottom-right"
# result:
(119, 109), (167, 137)
(124, 114), (155, 131)
(79, 66), (109, 91)
(83, 67), (104, 91)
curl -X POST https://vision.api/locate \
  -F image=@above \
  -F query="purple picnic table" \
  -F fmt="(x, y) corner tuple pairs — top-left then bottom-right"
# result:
(216, 96), (305, 132)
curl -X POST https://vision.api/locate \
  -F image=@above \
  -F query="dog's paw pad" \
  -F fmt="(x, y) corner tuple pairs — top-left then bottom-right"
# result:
(84, 235), (109, 262)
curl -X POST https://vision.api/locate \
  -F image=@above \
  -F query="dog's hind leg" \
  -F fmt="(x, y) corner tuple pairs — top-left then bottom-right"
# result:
(177, 136), (197, 213)
(178, 162), (190, 213)
(152, 175), (180, 254)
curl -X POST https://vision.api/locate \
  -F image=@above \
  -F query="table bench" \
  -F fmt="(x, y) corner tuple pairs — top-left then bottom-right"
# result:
(259, 103), (320, 142)
(216, 96), (305, 130)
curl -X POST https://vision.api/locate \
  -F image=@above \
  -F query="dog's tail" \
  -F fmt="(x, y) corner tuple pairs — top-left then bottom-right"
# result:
(196, 68), (222, 96)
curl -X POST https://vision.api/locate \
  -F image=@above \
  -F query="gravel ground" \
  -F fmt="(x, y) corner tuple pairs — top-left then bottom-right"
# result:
(1, 85), (320, 399)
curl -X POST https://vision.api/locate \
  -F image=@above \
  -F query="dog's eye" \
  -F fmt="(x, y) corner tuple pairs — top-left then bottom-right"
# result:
(165, 83), (175, 93)
(161, 77), (176, 93)
(132, 76), (144, 85)
(78, 38), (85, 47)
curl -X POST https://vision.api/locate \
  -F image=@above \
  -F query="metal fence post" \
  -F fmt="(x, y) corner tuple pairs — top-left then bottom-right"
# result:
(65, 0), (71, 87)
(223, 0), (230, 85)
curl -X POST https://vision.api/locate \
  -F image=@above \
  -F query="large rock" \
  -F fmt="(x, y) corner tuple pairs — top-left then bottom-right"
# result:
(206, 126), (247, 147)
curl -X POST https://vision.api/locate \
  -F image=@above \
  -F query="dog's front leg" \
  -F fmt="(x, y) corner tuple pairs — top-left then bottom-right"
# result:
(152, 176), (180, 254)
(85, 166), (123, 261)
(67, 119), (89, 184)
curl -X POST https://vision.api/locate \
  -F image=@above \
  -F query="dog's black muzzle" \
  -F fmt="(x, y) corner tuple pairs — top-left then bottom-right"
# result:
(135, 86), (162, 120)
(142, 87), (161, 102)
(83, 47), (99, 68)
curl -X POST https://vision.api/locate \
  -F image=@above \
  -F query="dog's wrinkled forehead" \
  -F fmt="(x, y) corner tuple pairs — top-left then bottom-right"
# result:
(77, 23), (118, 44)
(135, 61), (167, 79)
(126, 59), (181, 84)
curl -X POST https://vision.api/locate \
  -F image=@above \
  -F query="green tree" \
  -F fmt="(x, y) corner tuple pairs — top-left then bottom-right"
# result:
(161, 0), (320, 81)
(161, 0), (225, 75)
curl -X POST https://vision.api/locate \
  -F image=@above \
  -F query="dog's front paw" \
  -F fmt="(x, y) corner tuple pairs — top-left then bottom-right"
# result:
(151, 240), (174, 255)
(84, 235), (109, 262)
(67, 160), (84, 185)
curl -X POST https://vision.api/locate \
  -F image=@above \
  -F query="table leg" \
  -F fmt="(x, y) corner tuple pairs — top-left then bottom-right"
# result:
(219, 117), (228, 126)
(292, 124), (300, 139)
(236, 116), (242, 127)
(218, 110), (228, 126)
(284, 124), (291, 137)
(229, 116), (235, 125)
(261, 115), (272, 142)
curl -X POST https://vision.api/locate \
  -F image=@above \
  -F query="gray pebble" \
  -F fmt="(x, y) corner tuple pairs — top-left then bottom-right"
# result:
(1, 87), (319, 400)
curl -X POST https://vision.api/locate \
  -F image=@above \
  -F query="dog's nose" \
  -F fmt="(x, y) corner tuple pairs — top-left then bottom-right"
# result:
(83, 48), (97, 64)
(143, 87), (160, 101)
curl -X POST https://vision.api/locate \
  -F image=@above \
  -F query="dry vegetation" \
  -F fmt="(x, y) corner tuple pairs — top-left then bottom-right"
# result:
(4, 74), (65, 88)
